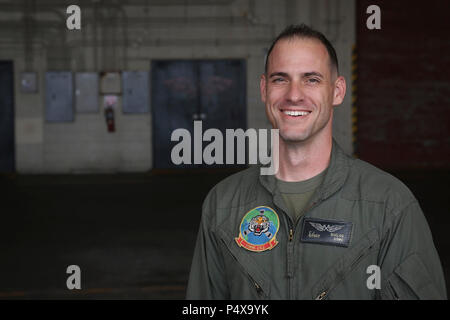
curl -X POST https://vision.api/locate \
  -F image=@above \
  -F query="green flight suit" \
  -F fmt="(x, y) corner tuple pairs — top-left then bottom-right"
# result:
(186, 140), (447, 299)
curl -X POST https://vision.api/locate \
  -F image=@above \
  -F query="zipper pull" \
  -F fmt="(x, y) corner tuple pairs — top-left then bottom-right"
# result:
(289, 229), (294, 242)
(389, 282), (400, 300)
(254, 281), (263, 296)
(315, 290), (328, 300)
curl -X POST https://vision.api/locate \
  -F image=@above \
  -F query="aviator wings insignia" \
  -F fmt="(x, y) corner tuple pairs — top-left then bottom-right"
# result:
(309, 222), (345, 233)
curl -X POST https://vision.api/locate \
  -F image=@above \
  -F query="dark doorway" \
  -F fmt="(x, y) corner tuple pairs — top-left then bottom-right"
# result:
(151, 59), (247, 169)
(0, 61), (15, 172)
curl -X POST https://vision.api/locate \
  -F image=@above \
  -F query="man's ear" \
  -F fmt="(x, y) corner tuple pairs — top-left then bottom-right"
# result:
(332, 76), (346, 106)
(260, 74), (267, 103)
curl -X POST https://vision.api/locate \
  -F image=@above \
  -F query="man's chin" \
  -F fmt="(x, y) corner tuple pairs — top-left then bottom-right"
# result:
(280, 132), (309, 144)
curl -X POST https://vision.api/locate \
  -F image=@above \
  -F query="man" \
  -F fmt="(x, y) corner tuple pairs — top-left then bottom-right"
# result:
(186, 24), (447, 299)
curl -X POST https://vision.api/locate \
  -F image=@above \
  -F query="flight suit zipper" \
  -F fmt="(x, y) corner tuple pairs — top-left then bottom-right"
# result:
(314, 241), (376, 300)
(286, 217), (294, 299)
(253, 279), (264, 297)
(247, 272), (265, 298)
(388, 281), (400, 300)
(287, 201), (317, 242)
(219, 235), (268, 299)
(295, 201), (318, 300)
(315, 291), (328, 300)
(285, 201), (318, 300)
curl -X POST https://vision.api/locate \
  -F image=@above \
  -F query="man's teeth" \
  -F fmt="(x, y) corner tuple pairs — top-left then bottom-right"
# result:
(283, 110), (310, 116)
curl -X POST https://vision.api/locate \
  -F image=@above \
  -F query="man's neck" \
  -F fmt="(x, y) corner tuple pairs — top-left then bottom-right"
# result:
(275, 135), (332, 182)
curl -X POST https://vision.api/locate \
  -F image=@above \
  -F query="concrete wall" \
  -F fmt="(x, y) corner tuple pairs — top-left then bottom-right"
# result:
(0, 0), (355, 173)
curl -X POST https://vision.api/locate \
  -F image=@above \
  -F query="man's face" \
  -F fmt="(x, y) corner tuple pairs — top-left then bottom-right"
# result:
(260, 37), (346, 143)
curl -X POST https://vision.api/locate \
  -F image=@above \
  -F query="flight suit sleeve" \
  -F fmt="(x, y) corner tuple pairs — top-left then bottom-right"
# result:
(379, 200), (447, 300)
(186, 189), (229, 299)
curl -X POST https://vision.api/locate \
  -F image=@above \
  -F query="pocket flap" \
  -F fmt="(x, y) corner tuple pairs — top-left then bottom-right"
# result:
(390, 253), (442, 299)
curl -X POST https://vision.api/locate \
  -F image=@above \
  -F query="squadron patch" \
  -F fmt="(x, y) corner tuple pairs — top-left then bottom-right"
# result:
(235, 206), (280, 252)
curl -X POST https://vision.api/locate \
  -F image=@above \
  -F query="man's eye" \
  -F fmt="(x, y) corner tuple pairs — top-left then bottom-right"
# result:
(307, 78), (320, 84)
(272, 78), (286, 83)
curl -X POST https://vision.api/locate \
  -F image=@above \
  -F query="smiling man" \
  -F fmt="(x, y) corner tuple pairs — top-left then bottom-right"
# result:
(261, 28), (345, 182)
(186, 24), (447, 299)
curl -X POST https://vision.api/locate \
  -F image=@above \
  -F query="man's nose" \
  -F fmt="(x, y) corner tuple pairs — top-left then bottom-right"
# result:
(286, 81), (305, 104)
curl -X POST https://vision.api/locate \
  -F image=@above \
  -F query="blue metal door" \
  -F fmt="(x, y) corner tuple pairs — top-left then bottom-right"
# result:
(151, 59), (247, 169)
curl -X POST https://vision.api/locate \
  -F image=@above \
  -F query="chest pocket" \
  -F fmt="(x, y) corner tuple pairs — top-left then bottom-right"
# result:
(311, 228), (379, 300)
(218, 228), (271, 299)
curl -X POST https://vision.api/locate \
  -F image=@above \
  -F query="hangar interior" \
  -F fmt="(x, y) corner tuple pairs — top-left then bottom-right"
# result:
(0, 0), (448, 298)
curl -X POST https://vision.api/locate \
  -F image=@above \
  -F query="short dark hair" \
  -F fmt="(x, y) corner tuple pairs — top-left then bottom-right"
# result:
(264, 24), (339, 75)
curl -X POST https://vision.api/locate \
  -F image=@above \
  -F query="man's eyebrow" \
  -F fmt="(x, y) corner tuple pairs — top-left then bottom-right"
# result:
(303, 72), (324, 78)
(268, 71), (324, 78)
(269, 72), (289, 78)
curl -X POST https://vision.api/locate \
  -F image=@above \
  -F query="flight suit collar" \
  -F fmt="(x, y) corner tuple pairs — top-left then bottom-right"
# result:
(258, 139), (351, 208)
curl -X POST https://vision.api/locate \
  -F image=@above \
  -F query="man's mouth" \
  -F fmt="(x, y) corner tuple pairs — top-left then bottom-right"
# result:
(281, 109), (311, 117)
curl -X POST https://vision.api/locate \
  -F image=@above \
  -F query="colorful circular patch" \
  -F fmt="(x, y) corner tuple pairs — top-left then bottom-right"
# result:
(235, 206), (280, 252)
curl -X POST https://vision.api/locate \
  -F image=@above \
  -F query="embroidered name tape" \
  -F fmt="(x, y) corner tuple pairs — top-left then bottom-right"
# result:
(301, 218), (353, 247)
(235, 206), (280, 252)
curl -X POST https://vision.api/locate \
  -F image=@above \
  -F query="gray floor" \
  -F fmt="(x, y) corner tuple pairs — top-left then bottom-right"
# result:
(0, 169), (449, 299)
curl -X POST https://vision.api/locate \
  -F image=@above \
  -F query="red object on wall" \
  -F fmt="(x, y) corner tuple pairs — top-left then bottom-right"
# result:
(356, 0), (450, 170)
(104, 106), (115, 132)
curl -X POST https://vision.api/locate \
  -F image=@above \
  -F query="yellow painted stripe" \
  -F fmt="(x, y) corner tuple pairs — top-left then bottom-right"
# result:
(351, 44), (357, 158)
